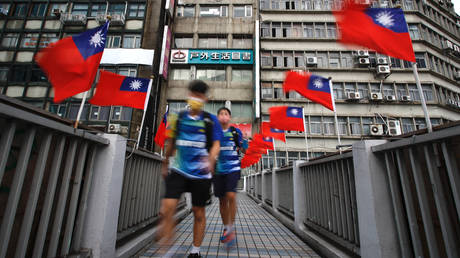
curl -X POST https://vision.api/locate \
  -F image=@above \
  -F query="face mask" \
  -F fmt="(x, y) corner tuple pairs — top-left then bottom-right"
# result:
(187, 97), (204, 111)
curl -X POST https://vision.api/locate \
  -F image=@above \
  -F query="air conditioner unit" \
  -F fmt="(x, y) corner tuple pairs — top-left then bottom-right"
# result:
(359, 57), (370, 65)
(377, 57), (388, 64)
(108, 123), (121, 133)
(386, 95), (396, 101)
(347, 92), (361, 100)
(370, 124), (384, 136)
(387, 120), (402, 136)
(357, 50), (369, 57)
(401, 95), (412, 101)
(377, 65), (391, 74)
(370, 92), (383, 101)
(306, 57), (318, 66)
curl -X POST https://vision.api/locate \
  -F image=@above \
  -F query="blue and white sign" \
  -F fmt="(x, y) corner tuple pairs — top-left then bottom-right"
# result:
(170, 49), (253, 65)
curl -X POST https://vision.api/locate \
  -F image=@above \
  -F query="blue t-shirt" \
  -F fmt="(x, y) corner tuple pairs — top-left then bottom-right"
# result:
(216, 127), (242, 174)
(168, 110), (223, 179)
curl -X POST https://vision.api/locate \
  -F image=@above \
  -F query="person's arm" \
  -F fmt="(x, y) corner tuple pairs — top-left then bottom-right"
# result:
(161, 138), (176, 178)
(208, 140), (220, 175)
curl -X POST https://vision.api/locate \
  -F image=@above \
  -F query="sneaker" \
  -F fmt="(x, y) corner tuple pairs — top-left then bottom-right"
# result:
(220, 229), (228, 243)
(221, 229), (235, 244)
(187, 253), (202, 258)
(225, 231), (236, 251)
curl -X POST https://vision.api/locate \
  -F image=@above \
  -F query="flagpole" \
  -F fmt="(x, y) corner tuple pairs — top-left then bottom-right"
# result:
(329, 79), (342, 153)
(284, 134), (288, 164)
(74, 91), (88, 128)
(272, 138), (278, 169)
(412, 63), (433, 133)
(302, 107), (310, 162)
(136, 78), (153, 149)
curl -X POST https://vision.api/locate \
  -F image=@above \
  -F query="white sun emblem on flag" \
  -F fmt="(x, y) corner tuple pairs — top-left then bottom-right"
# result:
(375, 11), (394, 28)
(313, 79), (323, 89)
(89, 30), (105, 48)
(291, 108), (299, 115)
(129, 80), (143, 91)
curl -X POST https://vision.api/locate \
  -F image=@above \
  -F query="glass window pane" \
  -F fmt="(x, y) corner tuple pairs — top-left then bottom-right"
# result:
(31, 3), (47, 17)
(14, 3), (28, 17)
(233, 6), (245, 17)
(72, 4), (88, 15)
(1, 33), (19, 48)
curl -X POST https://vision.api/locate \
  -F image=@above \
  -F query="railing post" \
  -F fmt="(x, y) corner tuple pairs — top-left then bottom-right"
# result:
(261, 170), (266, 203)
(81, 134), (127, 258)
(272, 168), (279, 212)
(293, 160), (307, 230)
(243, 176), (247, 192)
(352, 140), (400, 258)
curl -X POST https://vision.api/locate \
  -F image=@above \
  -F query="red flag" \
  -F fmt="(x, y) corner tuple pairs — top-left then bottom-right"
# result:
(154, 107), (168, 148)
(35, 22), (109, 102)
(334, 2), (415, 62)
(261, 122), (286, 142)
(252, 134), (274, 150)
(283, 71), (334, 111)
(241, 153), (262, 168)
(90, 71), (151, 110)
(269, 106), (305, 131)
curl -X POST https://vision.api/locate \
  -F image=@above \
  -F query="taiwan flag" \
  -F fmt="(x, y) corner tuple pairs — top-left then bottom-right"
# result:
(154, 107), (168, 148)
(334, 3), (415, 62)
(283, 71), (334, 111)
(241, 153), (261, 168)
(35, 22), (109, 103)
(261, 122), (286, 142)
(252, 134), (274, 150)
(269, 106), (305, 132)
(90, 70), (152, 110)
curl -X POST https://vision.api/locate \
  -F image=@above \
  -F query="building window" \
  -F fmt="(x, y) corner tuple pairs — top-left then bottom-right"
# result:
(272, 52), (282, 67)
(232, 36), (252, 48)
(357, 83), (369, 99)
(0, 67), (8, 82)
(316, 52), (327, 68)
(89, 106), (110, 121)
(123, 35), (141, 48)
(333, 83), (344, 100)
(49, 3), (67, 14)
(177, 5), (195, 17)
(260, 0), (270, 9)
(261, 52), (272, 66)
(349, 117), (361, 135)
(329, 53), (340, 68)
(415, 53), (427, 68)
(13, 3), (28, 17)
(314, 24), (326, 38)
(9, 66), (28, 82)
(118, 67), (137, 77)
(1, 33), (19, 48)
(171, 69), (191, 80)
(31, 3), (47, 17)
(39, 34), (59, 48)
(261, 23), (270, 37)
(396, 84), (407, 99)
(282, 23), (291, 37)
(261, 83), (273, 99)
(169, 101), (188, 114)
(344, 83), (355, 95)
(408, 84), (421, 101)
(362, 117), (373, 135)
(303, 23), (314, 38)
(198, 36), (227, 48)
(128, 3), (145, 17)
(49, 104), (67, 117)
(323, 117), (334, 135)
(233, 5), (251, 17)
(21, 33), (40, 48)
(383, 84), (395, 96)
(30, 67), (47, 82)
(174, 36), (193, 48)
(200, 5), (227, 17)
(111, 106), (122, 120)
(106, 35), (121, 48)
(232, 70), (252, 82)
(415, 118), (426, 130)
(108, 3), (125, 15)
(422, 84), (434, 101)
(310, 116), (322, 134)
(231, 103), (252, 119)
(72, 4), (88, 15)
(390, 57), (402, 68)
(341, 52), (353, 68)
(90, 3), (106, 17)
(338, 117), (348, 135)
(272, 23), (281, 37)
(0, 3), (10, 15)
(326, 23), (337, 38)
(401, 118), (414, 133)
(408, 24), (420, 40)
(196, 69), (226, 81)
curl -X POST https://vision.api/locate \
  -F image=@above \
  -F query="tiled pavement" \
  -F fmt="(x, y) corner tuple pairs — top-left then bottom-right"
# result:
(139, 193), (320, 257)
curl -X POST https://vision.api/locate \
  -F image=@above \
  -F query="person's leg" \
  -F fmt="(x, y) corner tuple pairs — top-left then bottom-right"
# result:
(219, 196), (230, 226)
(189, 178), (212, 255)
(213, 175), (229, 227)
(226, 191), (237, 226)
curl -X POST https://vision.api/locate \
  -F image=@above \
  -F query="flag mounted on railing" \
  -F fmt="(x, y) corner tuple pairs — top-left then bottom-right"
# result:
(36, 22), (109, 103)
(261, 122), (286, 142)
(269, 106), (305, 131)
(252, 134), (274, 150)
(154, 106), (169, 149)
(334, 2), (415, 62)
(89, 70), (152, 110)
(283, 71), (334, 111)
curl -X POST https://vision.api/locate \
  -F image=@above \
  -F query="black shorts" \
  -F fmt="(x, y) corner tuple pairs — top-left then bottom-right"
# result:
(164, 171), (212, 207)
(213, 171), (241, 198)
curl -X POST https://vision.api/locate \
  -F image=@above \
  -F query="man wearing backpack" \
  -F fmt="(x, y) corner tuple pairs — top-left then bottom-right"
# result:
(159, 80), (223, 258)
(214, 107), (244, 249)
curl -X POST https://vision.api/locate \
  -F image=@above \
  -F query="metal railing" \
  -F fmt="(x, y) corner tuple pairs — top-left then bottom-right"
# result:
(264, 171), (272, 205)
(117, 147), (163, 242)
(372, 125), (460, 258)
(0, 96), (108, 258)
(299, 152), (360, 254)
(256, 174), (262, 199)
(276, 167), (294, 217)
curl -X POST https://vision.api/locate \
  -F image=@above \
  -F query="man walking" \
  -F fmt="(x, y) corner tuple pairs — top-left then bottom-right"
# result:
(214, 107), (243, 249)
(159, 80), (222, 258)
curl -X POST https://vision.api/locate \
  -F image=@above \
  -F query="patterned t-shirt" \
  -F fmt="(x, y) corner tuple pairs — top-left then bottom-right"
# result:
(167, 110), (223, 179)
(216, 127), (242, 174)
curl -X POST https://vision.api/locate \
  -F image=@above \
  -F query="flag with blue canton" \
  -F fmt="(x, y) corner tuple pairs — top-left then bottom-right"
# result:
(120, 77), (150, 92)
(73, 22), (109, 60)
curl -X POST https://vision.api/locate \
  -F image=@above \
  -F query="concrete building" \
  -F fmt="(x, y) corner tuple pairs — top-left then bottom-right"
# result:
(258, 0), (460, 168)
(0, 0), (168, 151)
(164, 0), (256, 132)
